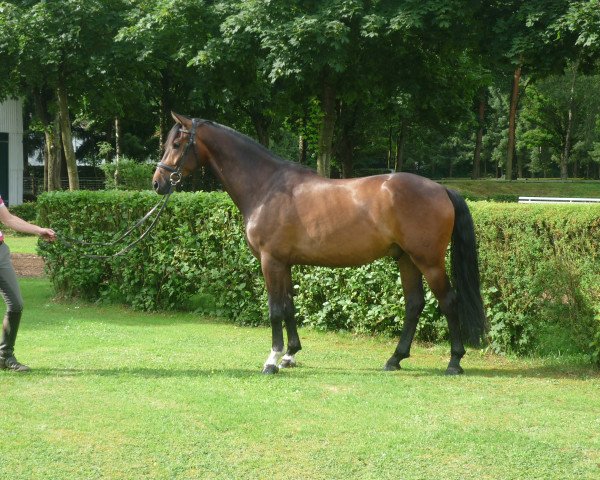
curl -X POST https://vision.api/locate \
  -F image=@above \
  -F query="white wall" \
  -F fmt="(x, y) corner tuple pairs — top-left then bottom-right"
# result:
(0, 98), (24, 205)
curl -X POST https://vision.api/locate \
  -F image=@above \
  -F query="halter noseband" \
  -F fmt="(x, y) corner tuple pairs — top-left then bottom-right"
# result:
(157, 118), (201, 187)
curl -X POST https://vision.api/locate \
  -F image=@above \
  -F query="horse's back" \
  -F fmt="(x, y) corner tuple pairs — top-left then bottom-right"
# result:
(247, 170), (454, 267)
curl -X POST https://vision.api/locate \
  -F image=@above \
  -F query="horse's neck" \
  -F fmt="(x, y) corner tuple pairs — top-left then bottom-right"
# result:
(201, 127), (280, 218)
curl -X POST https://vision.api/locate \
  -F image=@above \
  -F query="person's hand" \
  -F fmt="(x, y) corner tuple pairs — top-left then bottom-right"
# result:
(39, 228), (56, 242)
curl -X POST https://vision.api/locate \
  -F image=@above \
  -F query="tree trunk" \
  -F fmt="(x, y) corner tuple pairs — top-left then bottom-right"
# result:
(506, 64), (522, 181)
(317, 83), (337, 177)
(114, 117), (122, 161)
(472, 91), (486, 179)
(337, 102), (358, 178)
(159, 72), (171, 155)
(114, 117), (122, 187)
(298, 134), (307, 164)
(48, 112), (63, 191)
(33, 91), (49, 192)
(394, 122), (407, 172)
(561, 60), (580, 180)
(43, 141), (48, 192)
(387, 125), (393, 170)
(541, 145), (549, 178)
(339, 135), (353, 178)
(585, 161), (590, 179)
(33, 90), (62, 191)
(250, 113), (271, 147)
(517, 147), (524, 179)
(56, 75), (79, 190)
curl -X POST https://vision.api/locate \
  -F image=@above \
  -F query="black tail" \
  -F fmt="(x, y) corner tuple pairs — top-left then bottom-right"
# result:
(446, 189), (486, 346)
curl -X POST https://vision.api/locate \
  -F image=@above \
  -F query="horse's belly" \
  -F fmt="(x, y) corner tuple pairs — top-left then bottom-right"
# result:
(289, 231), (395, 267)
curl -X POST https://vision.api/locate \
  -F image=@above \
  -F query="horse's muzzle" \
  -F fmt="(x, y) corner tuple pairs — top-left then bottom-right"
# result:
(153, 178), (170, 195)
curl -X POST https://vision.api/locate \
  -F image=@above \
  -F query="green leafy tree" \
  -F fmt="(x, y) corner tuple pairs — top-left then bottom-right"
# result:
(519, 74), (600, 178)
(116, 0), (215, 153)
(478, 1), (574, 180)
(0, 1), (63, 190)
(0, 0), (133, 190)
(189, 2), (294, 147)
(550, 0), (600, 178)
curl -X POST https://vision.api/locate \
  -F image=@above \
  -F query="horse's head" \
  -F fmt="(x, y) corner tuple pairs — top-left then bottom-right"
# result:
(153, 112), (204, 195)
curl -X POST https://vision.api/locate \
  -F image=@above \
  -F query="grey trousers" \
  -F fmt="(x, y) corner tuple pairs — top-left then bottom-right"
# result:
(0, 242), (24, 357)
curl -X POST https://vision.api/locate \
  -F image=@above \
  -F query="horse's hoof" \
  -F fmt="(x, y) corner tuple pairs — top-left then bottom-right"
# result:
(279, 358), (296, 369)
(383, 362), (400, 371)
(445, 366), (464, 376)
(262, 364), (279, 375)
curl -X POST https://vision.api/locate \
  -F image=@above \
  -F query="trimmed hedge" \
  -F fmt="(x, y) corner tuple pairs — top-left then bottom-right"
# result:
(37, 191), (600, 362)
(476, 203), (600, 361)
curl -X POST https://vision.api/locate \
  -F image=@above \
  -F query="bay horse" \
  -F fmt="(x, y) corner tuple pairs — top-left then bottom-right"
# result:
(153, 113), (486, 375)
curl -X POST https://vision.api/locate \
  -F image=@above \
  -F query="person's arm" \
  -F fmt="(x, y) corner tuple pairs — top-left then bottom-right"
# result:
(0, 205), (56, 241)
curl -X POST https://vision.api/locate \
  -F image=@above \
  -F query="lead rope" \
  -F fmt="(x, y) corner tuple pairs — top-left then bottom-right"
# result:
(56, 190), (173, 259)
(55, 119), (199, 260)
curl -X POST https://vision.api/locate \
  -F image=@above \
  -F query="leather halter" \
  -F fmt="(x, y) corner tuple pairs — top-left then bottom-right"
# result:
(156, 118), (201, 187)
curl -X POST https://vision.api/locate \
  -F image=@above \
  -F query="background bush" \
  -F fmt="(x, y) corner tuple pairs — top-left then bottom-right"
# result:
(10, 201), (37, 222)
(100, 158), (156, 190)
(3, 201), (38, 236)
(37, 191), (600, 362)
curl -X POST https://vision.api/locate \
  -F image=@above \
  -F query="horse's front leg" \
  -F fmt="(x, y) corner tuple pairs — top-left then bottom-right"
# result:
(280, 298), (301, 369)
(385, 256), (425, 371)
(261, 255), (300, 374)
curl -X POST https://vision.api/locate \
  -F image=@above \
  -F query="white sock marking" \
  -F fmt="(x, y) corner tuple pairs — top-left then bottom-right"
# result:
(281, 354), (295, 364)
(264, 349), (283, 368)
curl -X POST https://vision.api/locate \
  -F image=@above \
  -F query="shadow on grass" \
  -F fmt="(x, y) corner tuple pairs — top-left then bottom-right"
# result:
(313, 362), (600, 380)
(28, 363), (599, 381)
(399, 365), (600, 380)
(31, 367), (260, 379)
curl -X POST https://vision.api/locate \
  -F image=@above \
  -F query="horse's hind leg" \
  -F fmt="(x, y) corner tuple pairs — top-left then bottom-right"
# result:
(421, 265), (465, 375)
(261, 255), (300, 374)
(384, 256), (425, 371)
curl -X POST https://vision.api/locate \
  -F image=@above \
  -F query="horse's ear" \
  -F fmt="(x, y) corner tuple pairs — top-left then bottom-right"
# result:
(171, 112), (192, 128)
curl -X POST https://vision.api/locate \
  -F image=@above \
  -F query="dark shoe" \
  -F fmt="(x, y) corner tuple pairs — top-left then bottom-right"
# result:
(0, 355), (30, 372)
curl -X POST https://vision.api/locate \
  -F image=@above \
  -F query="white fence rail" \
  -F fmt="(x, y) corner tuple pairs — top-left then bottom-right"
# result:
(518, 196), (600, 204)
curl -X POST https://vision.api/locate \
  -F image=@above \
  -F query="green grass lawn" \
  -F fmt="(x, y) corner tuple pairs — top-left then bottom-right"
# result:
(3, 233), (39, 254)
(1, 279), (599, 479)
(439, 178), (600, 199)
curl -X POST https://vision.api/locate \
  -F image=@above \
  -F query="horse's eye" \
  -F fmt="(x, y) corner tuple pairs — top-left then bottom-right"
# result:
(173, 143), (180, 149)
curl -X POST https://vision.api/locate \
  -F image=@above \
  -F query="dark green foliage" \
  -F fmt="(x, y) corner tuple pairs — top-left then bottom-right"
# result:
(9, 201), (37, 222)
(3, 201), (38, 237)
(100, 159), (155, 190)
(37, 191), (600, 362)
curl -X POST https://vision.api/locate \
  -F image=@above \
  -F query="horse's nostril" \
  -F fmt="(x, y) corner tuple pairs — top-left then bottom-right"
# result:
(153, 180), (159, 191)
